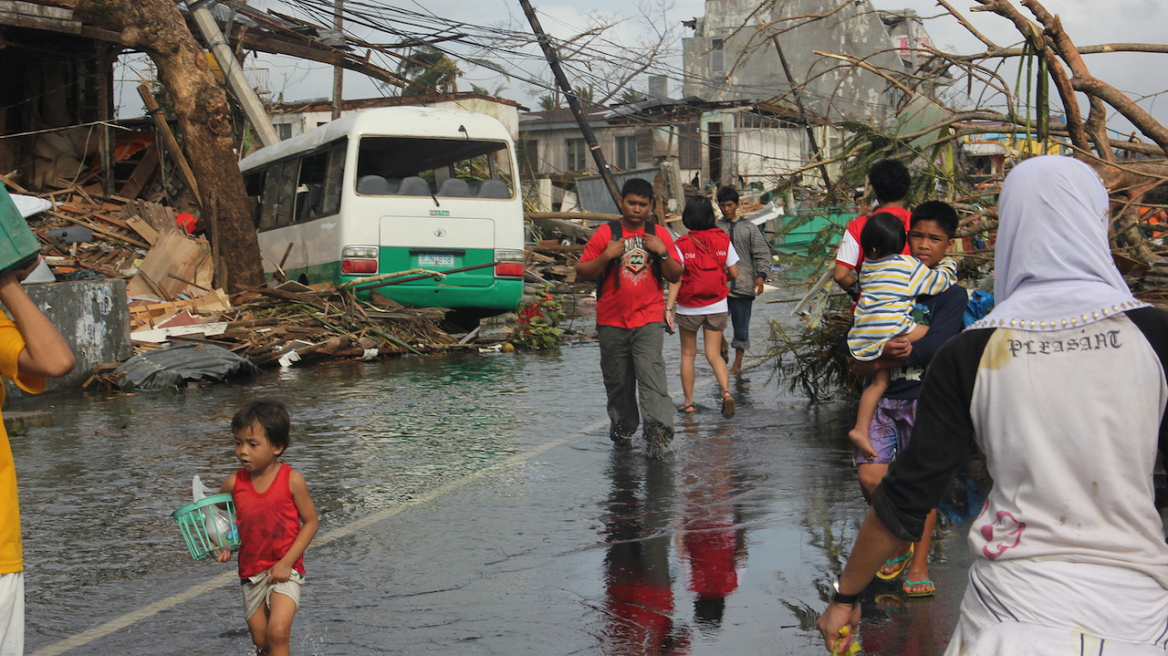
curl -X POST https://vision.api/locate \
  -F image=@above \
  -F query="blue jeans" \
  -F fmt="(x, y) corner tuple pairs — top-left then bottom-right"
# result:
(726, 295), (754, 351)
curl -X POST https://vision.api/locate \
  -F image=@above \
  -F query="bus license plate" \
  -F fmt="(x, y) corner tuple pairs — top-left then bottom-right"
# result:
(418, 254), (455, 267)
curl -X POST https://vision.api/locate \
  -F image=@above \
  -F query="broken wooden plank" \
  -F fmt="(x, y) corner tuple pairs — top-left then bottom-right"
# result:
(126, 230), (213, 299)
(119, 143), (159, 200)
(46, 210), (150, 249)
(124, 215), (158, 245)
(131, 322), (229, 343)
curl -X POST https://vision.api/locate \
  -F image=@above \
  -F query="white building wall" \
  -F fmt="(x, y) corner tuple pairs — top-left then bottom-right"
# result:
(736, 128), (805, 182)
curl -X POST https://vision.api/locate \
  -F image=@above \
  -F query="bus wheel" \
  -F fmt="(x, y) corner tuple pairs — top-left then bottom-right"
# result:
(298, 274), (309, 285)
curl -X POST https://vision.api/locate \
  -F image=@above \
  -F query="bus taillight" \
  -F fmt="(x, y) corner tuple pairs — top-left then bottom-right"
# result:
(494, 249), (525, 278)
(341, 246), (378, 274)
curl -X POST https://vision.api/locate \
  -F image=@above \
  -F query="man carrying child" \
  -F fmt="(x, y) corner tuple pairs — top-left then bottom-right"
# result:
(850, 201), (965, 598)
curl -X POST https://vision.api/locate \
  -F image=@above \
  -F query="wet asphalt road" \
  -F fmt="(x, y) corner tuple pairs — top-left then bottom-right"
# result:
(13, 290), (974, 655)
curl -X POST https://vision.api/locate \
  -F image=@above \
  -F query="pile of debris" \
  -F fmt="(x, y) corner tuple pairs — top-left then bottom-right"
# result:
(19, 190), (489, 384)
(88, 282), (472, 390)
(525, 241), (586, 291)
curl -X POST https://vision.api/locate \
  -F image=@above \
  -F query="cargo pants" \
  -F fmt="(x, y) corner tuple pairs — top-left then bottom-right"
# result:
(597, 323), (674, 445)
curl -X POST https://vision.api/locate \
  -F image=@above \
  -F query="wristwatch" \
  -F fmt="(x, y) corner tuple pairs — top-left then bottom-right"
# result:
(657, 251), (670, 261)
(832, 579), (861, 607)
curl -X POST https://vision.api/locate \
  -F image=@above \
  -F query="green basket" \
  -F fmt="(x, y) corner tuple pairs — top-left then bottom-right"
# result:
(0, 186), (40, 275)
(172, 493), (240, 561)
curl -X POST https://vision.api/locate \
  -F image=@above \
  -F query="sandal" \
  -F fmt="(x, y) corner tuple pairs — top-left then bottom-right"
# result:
(678, 402), (696, 414)
(903, 579), (936, 598)
(875, 544), (913, 581)
(720, 392), (735, 418)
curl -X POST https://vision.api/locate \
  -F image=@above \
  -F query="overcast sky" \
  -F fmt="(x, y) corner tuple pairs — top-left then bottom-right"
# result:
(119, 0), (1167, 135)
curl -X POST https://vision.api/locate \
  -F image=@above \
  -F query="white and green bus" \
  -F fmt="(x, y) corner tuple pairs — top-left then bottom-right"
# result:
(238, 106), (525, 319)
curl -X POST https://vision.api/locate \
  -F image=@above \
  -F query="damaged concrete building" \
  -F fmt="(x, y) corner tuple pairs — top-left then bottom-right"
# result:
(680, 0), (944, 185)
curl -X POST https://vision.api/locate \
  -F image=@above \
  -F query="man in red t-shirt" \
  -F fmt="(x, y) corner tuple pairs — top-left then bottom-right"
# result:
(576, 178), (683, 455)
(833, 159), (912, 298)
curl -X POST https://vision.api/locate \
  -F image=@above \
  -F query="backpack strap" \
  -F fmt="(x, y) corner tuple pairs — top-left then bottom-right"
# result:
(596, 220), (624, 300)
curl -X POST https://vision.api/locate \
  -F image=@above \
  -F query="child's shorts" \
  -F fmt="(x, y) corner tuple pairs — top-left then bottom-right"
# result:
(241, 571), (304, 620)
(676, 311), (728, 333)
(853, 398), (917, 465)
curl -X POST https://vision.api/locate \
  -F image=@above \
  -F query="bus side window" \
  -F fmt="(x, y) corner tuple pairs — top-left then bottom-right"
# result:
(245, 171), (266, 228)
(259, 161), (285, 231)
(276, 160), (297, 227)
(320, 139), (347, 216)
(295, 149), (330, 221)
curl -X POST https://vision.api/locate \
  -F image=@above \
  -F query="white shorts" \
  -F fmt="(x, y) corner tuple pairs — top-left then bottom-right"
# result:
(241, 571), (303, 620)
(0, 572), (23, 656)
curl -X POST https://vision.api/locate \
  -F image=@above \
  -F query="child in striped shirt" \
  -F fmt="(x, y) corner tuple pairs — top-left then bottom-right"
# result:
(846, 212), (957, 459)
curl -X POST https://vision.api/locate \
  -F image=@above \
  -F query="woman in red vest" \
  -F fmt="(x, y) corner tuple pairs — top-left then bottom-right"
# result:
(667, 196), (740, 418)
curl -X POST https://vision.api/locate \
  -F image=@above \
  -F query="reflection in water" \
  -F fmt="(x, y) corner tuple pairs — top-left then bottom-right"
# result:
(859, 592), (942, 655)
(678, 422), (745, 633)
(601, 450), (690, 655)
(598, 419), (755, 654)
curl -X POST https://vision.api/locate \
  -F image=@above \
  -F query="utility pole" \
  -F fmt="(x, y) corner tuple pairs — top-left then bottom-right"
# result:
(518, 0), (622, 207)
(185, 0), (280, 148)
(772, 35), (832, 189)
(332, 0), (343, 121)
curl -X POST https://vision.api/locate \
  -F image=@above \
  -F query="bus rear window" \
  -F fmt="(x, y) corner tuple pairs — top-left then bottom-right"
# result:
(355, 137), (515, 199)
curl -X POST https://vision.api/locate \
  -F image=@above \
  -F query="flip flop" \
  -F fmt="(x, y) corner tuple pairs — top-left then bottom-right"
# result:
(875, 544), (913, 581)
(678, 402), (696, 414)
(720, 392), (735, 418)
(903, 579), (936, 598)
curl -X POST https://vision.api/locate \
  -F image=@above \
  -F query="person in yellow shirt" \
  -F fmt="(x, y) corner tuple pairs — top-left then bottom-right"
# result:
(0, 256), (74, 655)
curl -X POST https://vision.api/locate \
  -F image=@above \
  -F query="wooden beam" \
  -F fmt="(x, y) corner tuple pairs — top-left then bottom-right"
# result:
(119, 143), (159, 200)
(136, 84), (202, 208)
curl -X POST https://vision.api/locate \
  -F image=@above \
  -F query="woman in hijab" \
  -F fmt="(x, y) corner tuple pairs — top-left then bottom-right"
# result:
(817, 156), (1168, 655)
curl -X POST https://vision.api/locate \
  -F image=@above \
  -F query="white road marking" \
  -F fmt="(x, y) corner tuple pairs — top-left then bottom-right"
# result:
(35, 373), (718, 655)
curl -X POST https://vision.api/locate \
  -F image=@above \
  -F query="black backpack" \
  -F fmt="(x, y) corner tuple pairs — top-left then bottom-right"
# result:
(596, 220), (663, 299)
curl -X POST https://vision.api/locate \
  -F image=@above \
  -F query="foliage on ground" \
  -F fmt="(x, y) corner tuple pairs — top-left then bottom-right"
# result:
(763, 290), (858, 403)
(510, 285), (567, 350)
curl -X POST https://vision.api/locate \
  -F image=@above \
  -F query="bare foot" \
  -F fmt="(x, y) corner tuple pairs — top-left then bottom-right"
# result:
(848, 428), (878, 460)
(728, 361), (743, 374)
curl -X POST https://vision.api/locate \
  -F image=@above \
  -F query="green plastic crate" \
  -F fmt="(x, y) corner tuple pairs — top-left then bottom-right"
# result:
(0, 186), (39, 275)
(172, 493), (241, 561)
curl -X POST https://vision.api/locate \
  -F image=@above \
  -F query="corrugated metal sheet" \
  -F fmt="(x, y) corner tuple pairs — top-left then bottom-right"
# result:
(575, 167), (660, 214)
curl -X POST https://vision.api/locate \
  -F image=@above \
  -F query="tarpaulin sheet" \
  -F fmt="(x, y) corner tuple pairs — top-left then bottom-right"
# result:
(114, 342), (259, 391)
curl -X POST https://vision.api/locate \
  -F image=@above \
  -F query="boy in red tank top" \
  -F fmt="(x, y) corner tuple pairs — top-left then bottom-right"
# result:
(216, 400), (319, 656)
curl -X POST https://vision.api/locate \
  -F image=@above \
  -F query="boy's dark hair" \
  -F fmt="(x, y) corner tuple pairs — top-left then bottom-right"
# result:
(910, 200), (959, 238)
(232, 400), (291, 452)
(715, 186), (739, 204)
(682, 196), (717, 231)
(620, 177), (654, 202)
(867, 159), (911, 204)
(860, 212), (907, 260)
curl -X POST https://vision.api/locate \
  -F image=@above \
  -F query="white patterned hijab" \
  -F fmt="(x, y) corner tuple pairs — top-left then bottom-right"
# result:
(968, 155), (1147, 332)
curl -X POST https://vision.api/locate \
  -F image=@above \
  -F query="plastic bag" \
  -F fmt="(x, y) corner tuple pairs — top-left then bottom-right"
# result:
(193, 475), (233, 548)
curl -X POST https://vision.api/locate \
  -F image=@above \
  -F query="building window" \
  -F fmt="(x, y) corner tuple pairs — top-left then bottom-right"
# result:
(615, 136), (638, 170)
(277, 123), (293, 141)
(711, 38), (725, 74)
(566, 138), (587, 171)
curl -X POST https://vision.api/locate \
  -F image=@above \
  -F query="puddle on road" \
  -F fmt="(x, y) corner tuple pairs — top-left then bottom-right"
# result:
(12, 293), (978, 655)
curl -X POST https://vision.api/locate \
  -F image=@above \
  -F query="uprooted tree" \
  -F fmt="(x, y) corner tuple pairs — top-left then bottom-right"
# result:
(737, 0), (1168, 264)
(68, 0), (265, 292)
(749, 0), (1168, 398)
